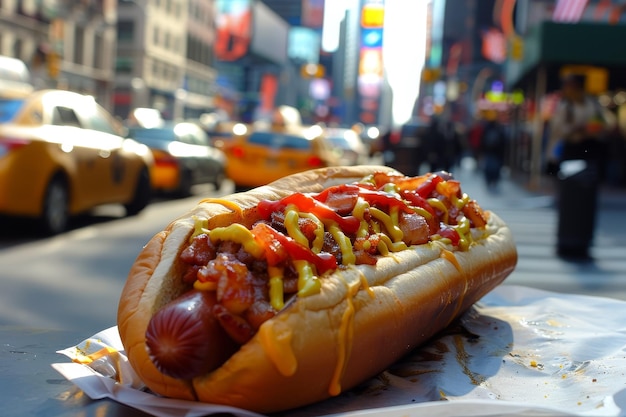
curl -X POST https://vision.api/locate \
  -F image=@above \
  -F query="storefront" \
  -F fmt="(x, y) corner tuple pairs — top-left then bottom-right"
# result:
(506, 21), (626, 188)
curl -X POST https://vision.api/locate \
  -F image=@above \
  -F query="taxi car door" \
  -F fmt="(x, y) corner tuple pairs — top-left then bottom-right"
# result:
(76, 102), (132, 203)
(50, 104), (102, 211)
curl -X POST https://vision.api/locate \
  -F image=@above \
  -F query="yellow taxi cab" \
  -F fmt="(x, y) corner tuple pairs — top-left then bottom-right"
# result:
(223, 123), (339, 189)
(0, 89), (154, 234)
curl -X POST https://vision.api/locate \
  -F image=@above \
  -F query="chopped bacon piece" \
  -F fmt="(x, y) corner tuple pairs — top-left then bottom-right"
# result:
(398, 211), (430, 246)
(203, 254), (255, 315)
(212, 304), (255, 345)
(182, 265), (201, 284)
(180, 233), (216, 266)
(463, 200), (487, 228)
(245, 300), (276, 329)
(298, 216), (319, 243)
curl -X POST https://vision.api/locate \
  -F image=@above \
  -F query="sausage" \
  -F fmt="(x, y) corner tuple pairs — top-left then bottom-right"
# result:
(145, 290), (238, 380)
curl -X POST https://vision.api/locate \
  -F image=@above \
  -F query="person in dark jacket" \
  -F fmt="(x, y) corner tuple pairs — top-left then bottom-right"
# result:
(479, 115), (507, 191)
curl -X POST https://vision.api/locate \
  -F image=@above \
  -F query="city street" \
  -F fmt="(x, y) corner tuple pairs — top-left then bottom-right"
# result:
(1, 166), (625, 337)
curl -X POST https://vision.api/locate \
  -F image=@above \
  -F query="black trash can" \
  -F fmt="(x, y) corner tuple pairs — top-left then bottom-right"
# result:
(556, 160), (599, 259)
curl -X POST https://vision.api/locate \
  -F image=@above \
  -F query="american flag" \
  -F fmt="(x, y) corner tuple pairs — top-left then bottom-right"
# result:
(552, 0), (590, 23)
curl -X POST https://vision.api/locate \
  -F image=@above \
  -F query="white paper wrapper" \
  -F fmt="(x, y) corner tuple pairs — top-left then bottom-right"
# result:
(53, 285), (626, 417)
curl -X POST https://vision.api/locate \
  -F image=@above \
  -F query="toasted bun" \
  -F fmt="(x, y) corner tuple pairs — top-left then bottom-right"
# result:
(117, 165), (517, 412)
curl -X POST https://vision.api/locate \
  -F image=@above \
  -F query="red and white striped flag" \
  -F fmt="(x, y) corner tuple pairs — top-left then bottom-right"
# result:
(552, 0), (589, 23)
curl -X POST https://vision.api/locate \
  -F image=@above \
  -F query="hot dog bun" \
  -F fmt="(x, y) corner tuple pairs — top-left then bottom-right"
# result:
(117, 165), (517, 413)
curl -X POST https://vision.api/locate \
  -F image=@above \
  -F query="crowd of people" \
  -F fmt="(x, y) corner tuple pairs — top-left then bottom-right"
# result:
(378, 109), (509, 193)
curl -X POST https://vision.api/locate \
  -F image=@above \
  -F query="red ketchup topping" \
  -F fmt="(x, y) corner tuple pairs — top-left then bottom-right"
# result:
(252, 222), (338, 274)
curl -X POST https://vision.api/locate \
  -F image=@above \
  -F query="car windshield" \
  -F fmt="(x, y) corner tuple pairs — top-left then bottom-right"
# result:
(0, 98), (25, 122)
(327, 136), (351, 150)
(248, 131), (311, 150)
(128, 127), (176, 145)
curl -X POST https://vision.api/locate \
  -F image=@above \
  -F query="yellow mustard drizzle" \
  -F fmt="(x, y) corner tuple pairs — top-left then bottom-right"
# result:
(209, 224), (265, 258)
(369, 207), (403, 243)
(190, 216), (209, 241)
(440, 249), (462, 272)
(258, 320), (297, 377)
(454, 217), (472, 251)
(452, 193), (470, 210)
(413, 206), (433, 220)
(329, 223), (356, 265)
(300, 212), (325, 253)
(352, 197), (371, 238)
(284, 205), (309, 247)
(197, 198), (243, 216)
(73, 346), (118, 365)
(359, 271), (375, 299)
(294, 260), (321, 296)
(427, 198), (449, 224)
(383, 183), (398, 194)
(377, 233), (408, 253)
(268, 266), (285, 310)
(329, 275), (359, 396)
(358, 174), (376, 186)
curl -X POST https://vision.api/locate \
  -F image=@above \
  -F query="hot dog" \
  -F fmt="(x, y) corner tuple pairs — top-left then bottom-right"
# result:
(117, 165), (517, 413)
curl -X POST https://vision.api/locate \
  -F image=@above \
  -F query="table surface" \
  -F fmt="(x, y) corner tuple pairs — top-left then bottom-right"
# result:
(0, 326), (150, 417)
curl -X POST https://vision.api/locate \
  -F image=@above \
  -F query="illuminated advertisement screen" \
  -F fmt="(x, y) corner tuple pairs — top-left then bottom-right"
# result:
(358, 48), (383, 77)
(361, 0), (384, 28)
(361, 28), (383, 48)
(288, 26), (321, 63)
(215, 0), (252, 61)
(302, 0), (325, 28)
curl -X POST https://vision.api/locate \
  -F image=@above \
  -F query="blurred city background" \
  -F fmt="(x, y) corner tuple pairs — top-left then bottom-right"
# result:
(3, 0), (626, 188)
(1, 0), (626, 332)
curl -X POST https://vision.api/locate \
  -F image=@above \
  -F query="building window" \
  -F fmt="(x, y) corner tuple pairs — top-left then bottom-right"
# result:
(153, 26), (159, 45)
(118, 20), (134, 42)
(116, 57), (134, 73)
(74, 26), (84, 65)
(12, 38), (22, 60)
(164, 32), (171, 50)
(94, 32), (105, 70)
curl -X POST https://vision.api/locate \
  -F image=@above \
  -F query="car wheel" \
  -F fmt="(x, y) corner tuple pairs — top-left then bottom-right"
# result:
(213, 168), (225, 191)
(177, 169), (193, 197)
(125, 167), (152, 215)
(41, 176), (69, 235)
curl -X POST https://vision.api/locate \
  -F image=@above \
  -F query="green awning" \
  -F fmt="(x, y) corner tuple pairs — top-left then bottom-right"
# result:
(506, 21), (626, 92)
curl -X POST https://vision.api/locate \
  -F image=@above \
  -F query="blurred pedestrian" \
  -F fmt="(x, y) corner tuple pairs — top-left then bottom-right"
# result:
(546, 74), (607, 173)
(479, 112), (507, 192)
(440, 119), (463, 173)
(547, 74), (610, 261)
(467, 117), (485, 171)
(424, 116), (446, 172)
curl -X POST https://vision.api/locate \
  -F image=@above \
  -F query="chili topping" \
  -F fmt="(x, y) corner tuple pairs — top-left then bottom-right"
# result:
(179, 171), (487, 345)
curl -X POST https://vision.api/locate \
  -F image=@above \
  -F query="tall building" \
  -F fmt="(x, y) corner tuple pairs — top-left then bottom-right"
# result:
(115, 0), (190, 120)
(0, 0), (118, 111)
(114, 0), (218, 120)
(419, 0), (503, 123)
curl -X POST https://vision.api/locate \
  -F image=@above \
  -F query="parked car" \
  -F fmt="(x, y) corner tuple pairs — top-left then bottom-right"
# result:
(0, 89), (154, 234)
(324, 127), (369, 166)
(0, 55), (34, 99)
(127, 122), (226, 196)
(202, 120), (250, 150)
(223, 124), (339, 189)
